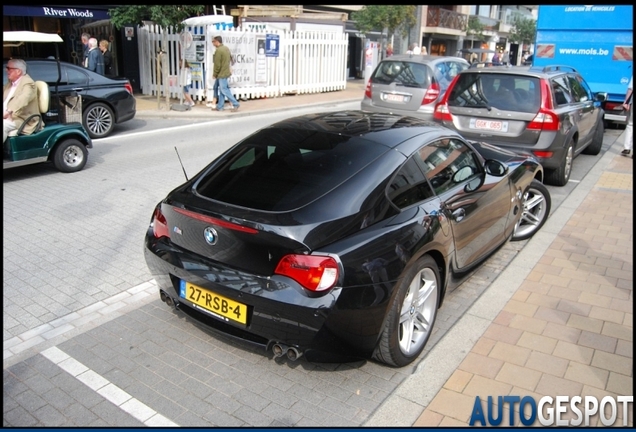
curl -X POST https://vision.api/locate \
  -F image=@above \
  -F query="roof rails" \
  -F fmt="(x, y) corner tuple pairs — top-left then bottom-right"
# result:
(529, 65), (578, 73)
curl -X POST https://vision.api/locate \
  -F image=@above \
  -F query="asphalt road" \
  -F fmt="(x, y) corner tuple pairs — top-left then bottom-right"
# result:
(2, 106), (624, 426)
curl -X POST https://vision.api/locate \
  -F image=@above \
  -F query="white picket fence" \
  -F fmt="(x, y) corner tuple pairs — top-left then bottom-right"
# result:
(137, 24), (349, 102)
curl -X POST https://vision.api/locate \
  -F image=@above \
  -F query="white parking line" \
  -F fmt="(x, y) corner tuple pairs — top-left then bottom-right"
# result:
(41, 346), (179, 427)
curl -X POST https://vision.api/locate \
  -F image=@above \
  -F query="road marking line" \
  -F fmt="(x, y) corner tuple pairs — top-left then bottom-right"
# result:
(41, 346), (179, 427)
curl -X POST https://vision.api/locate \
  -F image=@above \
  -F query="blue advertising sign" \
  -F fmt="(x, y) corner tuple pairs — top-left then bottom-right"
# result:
(265, 34), (280, 58)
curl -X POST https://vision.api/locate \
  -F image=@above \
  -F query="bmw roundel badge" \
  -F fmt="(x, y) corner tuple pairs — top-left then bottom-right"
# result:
(203, 227), (218, 245)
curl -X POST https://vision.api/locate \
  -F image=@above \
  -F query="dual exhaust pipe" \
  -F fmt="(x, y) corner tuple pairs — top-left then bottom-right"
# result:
(159, 290), (175, 308)
(272, 343), (303, 361)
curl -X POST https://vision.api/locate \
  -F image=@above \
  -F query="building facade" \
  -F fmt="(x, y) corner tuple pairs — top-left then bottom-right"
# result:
(4, 4), (539, 88)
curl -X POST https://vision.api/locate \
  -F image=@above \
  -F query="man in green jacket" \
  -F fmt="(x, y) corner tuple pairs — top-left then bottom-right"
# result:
(212, 36), (240, 112)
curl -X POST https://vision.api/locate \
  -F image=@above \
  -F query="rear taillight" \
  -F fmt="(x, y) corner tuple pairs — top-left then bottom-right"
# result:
(532, 150), (554, 158)
(433, 75), (461, 122)
(422, 82), (440, 105)
(124, 81), (133, 95)
(527, 111), (559, 131)
(275, 255), (339, 292)
(364, 80), (372, 99)
(604, 101), (623, 111)
(527, 79), (559, 131)
(434, 103), (452, 122)
(151, 207), (170, 239)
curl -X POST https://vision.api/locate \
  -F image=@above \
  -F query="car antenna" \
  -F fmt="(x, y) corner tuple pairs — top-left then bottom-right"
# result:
(174, 147), (189, 181)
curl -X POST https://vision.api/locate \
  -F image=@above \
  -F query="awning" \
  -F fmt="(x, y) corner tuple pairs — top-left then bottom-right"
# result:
(3, 31), (63, 45)
(3, 5), (110, 20)
(182, 15), (234, 26)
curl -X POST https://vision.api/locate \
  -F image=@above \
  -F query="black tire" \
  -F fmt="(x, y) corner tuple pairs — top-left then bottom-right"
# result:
(372, 255), (440, 367)
(582, 120), (604, 155)
(545, 141), (573, 186)
(83, 102), (114, 139)
(511, 179), (551, 241)
(53, 139), (88, 173)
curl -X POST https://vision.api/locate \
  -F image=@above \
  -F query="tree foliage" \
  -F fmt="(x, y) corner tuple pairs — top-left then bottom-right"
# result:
(465, 16), (486, 42)
(109, 5), (205, 32)
(351, 5), (417, 39)
(508, 17), (536, 45)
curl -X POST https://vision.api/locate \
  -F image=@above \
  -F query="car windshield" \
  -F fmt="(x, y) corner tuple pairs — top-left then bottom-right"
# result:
(371, 61), (431, 88)
(447, 73), (541, 113)
(194, 128), (388, 211)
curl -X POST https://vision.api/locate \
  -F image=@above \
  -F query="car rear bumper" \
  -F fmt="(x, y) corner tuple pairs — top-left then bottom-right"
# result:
(115, 97), (136, 123)
(604, 112), (627, 123)
(144, 235), (379, 362)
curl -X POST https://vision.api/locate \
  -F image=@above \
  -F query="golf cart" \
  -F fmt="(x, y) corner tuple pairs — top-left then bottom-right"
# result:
(3, 31), (92, 173)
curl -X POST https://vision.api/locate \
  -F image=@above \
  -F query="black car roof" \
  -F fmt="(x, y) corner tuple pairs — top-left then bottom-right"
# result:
(265, 110), (453, 146)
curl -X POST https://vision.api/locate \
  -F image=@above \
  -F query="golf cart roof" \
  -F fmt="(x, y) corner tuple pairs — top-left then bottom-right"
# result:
(3, 31), (63, 47)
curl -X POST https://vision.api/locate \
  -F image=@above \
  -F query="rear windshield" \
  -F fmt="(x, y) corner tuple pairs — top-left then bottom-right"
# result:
(371, 61), (431, 88)
(447, 73), (541, 113)
(194, 128), (387, 211)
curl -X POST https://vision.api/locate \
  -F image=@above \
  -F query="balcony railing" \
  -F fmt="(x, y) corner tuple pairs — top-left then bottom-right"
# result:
(426, 8), (468, 31)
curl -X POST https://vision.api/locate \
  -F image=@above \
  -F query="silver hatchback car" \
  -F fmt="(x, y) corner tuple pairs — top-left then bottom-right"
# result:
(361, 55), (470, 120)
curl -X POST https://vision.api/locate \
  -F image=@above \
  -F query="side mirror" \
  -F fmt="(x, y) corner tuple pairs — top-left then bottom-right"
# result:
(484, 159), (508, 177)
(595, 92), (608, 102)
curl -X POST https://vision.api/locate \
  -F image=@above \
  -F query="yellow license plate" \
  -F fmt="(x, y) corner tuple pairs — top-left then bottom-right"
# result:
(179, 281), (248, 325)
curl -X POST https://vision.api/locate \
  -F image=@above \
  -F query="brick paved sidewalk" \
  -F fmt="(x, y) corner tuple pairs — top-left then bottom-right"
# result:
(413, 151), (633, 427)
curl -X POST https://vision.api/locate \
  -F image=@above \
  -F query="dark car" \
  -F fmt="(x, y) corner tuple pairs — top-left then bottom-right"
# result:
(144, 111), (551, 367)
(433, 65), (606, 186)
(3, 59), (136, 138)
(361, 55), (470, 121)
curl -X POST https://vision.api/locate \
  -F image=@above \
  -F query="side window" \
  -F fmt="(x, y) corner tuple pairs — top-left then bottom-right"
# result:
(414, 138), (480, 195)
(373, 61), (430, 88)
(551, 76), (573, 106)
(25, 63), (59, 86)
(387, 158), (435, 209)
(447, 61), (468, 78)
(65, 66), (88, 86)
(568, 74), (591, 102)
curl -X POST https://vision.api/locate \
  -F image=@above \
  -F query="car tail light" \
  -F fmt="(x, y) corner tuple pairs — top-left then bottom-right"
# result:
(604, 101), (623, 111)
(124, 81), (133, 95)
(422, 82), (440, 105)
(364, 80), (372, 99)
(527, 79), (559, 131)
(151, 207), (170, 239)
(532, 151), (554, 158)
(434, 102), (452, 122)
(275, 255), (339, 292)
(433, 75), (461, 122)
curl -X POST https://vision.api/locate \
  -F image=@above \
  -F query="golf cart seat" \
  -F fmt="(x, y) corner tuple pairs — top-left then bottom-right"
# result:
(8, 80), (49, 138)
